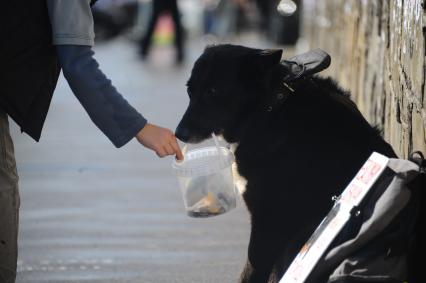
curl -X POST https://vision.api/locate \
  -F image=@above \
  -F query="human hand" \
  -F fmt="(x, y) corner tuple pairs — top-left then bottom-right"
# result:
(136, 123), (184, 160)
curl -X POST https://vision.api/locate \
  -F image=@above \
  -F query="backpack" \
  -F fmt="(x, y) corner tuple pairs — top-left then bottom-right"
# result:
(306, 152), (425, 283)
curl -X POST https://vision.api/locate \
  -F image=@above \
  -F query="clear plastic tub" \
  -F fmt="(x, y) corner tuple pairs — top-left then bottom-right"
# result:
(172, 134), (237, 217)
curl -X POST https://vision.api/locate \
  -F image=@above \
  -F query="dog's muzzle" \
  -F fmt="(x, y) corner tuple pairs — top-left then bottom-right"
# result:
(175, 124), (192, 142)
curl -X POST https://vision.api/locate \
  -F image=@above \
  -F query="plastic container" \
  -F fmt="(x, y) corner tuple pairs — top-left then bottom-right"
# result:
(172, 134), (237, 217)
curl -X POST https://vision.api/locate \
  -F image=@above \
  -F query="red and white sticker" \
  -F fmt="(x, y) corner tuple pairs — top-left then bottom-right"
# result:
(279, 152), (389, 283)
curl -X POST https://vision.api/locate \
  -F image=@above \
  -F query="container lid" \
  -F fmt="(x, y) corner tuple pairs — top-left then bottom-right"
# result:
(172, 146), (235, 177)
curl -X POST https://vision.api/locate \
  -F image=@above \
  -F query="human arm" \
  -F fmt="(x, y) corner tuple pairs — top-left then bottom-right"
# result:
(56, 45), (145, 148)
(47, 0), (183, 158)
(56, 44), (182, 159)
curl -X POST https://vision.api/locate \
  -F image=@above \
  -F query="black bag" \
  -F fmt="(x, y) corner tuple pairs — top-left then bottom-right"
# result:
(306, 152), (425, 283)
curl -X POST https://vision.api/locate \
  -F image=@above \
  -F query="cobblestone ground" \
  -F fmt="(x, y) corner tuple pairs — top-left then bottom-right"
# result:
(10, 38), (254, 283)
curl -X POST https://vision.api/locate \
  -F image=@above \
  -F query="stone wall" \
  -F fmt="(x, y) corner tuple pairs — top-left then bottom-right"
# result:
(302, 0), (426, 158)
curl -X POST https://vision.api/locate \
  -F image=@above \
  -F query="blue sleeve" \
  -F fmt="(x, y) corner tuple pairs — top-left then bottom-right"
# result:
(56, 45), (147, 148)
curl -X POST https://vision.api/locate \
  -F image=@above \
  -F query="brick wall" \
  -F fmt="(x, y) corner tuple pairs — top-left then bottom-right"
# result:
(303, 0), (426, 158)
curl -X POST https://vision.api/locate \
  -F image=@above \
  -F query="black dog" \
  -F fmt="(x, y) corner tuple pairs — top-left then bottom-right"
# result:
(175, 44), (397, 283)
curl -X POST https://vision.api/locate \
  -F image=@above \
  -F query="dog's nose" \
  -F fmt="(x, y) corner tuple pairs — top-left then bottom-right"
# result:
(175, 125), (191, 142)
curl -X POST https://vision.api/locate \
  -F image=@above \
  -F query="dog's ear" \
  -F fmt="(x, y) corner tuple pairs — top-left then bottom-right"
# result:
(256, 49), (283, 71)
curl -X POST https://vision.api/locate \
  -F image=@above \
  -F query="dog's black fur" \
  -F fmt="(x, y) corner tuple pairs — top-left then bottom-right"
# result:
(175, 44), (397, 283)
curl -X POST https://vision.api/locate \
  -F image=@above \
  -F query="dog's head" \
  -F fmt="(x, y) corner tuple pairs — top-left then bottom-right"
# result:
(175, 44), (283, 143)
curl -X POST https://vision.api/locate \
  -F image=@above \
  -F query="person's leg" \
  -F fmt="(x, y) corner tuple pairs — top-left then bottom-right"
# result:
(139, 1), (162, 58)
(0, 110), (20, 283)
(169, 0), (184, 63)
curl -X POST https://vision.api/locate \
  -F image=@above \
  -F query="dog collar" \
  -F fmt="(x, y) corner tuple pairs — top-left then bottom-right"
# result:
(266, 61), (305, 112)
(265, 49), (331, 113)
(266, 80), (296, 112)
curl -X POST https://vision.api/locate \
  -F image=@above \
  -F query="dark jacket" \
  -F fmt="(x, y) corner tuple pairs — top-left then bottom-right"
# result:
(0, 0), (61, 141)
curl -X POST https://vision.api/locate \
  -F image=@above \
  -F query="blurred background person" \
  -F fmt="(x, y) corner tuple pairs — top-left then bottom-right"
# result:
(256, 0), (301, 45)
(255, 0), (272, 32)
(204, 0), (248, 39)
(202, 0), (220, 35)
(138, 0), (185, 64)
(91, 0), (139, 40)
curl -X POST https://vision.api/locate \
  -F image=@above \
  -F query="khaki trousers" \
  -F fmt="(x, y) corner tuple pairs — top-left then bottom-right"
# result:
(0, 111), (19, 283)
